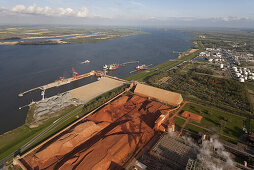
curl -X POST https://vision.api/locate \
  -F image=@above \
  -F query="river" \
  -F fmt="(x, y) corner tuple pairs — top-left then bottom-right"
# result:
(0, 28), (194, 134)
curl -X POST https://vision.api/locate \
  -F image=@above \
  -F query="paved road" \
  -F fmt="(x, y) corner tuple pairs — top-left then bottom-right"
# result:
(0, 104), (83, 167)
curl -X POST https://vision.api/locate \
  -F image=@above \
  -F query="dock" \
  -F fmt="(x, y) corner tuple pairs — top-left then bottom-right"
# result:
(18, 87), (42, 97)
(129, 64), (153, 74)
(18, 60), (138, 98)
(18, 71), (96, 97)
(119, 61), (139, 66)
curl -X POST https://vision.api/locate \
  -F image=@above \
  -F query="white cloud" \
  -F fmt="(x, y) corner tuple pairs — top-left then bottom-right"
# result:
(0, 4), (88, 18)
(129, 1), (144, 7)
(212, 16), (253, 22)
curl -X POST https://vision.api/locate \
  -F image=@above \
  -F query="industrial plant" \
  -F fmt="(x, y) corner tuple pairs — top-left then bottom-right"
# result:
(10, 70), (252, 169)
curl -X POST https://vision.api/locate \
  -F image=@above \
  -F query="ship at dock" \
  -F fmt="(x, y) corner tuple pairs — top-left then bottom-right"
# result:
(136, 64), (148, 70)
(103, 64), (119, 71)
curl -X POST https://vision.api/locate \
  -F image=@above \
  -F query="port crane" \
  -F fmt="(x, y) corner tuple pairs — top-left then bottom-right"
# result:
(72, 67), (79, 79)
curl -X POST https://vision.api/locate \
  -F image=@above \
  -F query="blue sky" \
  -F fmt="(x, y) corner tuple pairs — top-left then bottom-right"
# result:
(0, 0), (254, 27)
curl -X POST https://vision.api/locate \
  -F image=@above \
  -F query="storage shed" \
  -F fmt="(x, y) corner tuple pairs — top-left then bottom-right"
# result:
(134, 83), (183, 107)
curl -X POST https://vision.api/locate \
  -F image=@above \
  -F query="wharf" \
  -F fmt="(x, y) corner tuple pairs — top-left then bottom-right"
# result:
(18, 71), (96, 97)
(119, 61), (139, 66)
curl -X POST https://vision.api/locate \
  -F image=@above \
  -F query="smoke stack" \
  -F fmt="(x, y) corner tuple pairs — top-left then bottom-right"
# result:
(244, 161), (248, 167)
(202, 134), (206, 140)
(172, 124), (175, 132)
(167, 125), (175, 133)
(210, 137), (213, 143)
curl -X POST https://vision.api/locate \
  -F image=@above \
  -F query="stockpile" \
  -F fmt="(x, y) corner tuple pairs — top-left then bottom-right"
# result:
(22, 95), (168, 169)
(35, 92), (74, 117)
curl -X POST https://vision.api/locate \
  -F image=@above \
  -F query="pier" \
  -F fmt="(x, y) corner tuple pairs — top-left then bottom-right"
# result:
(119, 61), (139, 66)
(18, 71), (95, 97)
(18, 60), (138, 98)
(18, 87), (42, 97)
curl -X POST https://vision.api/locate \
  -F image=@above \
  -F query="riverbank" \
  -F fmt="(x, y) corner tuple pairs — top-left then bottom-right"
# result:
(125, 37), (202, 82)
(0, 29), (194, 163)
(0, 27), (146, 45)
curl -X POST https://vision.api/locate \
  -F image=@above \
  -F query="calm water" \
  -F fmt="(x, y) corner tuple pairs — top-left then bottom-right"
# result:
(0, 29), (194, 134)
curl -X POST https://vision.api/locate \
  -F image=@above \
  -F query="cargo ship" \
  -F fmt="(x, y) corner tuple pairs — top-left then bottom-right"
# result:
(103, 64), (119, 71)
(136, 64), (147, 70)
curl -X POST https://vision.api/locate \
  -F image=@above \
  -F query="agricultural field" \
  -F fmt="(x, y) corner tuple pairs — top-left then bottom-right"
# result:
(0, 26), (145, 44)
(0, 26), (88, 40)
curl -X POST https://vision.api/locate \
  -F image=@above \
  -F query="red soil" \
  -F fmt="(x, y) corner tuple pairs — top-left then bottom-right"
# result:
(22, 95), (168, 170)
(181, 111), (203, 122)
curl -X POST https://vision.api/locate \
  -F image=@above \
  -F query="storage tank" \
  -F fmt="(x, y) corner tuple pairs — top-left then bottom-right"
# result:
(239, 78), (245, 82)
(236, 73), (241, 77)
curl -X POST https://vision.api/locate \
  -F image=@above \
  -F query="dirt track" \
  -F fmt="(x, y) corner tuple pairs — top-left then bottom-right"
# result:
(21, 95), (169, 169)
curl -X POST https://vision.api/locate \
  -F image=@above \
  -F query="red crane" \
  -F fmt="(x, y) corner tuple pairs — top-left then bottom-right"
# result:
(72, 67), (79, 79)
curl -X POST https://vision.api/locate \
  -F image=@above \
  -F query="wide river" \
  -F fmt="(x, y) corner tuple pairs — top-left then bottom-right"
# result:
(0, 28), (194, 134)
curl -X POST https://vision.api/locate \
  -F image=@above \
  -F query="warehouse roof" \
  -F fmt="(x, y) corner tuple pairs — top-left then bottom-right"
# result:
(134, 83), (183, 107)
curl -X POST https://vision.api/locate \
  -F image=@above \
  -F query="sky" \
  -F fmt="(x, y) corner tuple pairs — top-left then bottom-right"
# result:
(0, 0), (254, 27)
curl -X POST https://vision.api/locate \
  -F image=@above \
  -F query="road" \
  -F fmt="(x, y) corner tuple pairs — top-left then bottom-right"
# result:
(0, 104), (84, 167)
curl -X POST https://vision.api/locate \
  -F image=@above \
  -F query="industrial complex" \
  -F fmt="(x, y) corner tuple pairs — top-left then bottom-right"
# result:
(9, 68), (250, 170)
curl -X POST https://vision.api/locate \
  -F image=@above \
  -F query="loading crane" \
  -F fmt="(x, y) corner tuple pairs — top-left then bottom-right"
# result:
(72, 67), (79, 79)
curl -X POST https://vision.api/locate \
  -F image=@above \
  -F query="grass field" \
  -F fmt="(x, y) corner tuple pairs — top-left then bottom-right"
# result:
(181, 103), (254, 141)
(247, 82), (254, 91)
(0, 105), (79, 160)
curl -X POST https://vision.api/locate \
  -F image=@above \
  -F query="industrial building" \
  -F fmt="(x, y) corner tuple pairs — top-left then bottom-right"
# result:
(134, 83), (183, 107)
(138, 134), (197, 170)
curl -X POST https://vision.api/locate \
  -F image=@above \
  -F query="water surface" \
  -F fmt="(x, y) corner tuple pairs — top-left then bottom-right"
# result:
(0, 29), (194, 134)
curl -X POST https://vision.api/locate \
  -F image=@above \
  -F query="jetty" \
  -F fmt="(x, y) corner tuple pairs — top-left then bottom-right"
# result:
(119, 61), (139, 66)
(18, 70), (96, 97)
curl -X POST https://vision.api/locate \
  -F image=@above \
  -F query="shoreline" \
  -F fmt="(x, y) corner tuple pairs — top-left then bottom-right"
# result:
(125, 36), (200, 82)
(0, 32), (144, 45)
(0, 31), (195, 165)
(0, 32), (195, 136)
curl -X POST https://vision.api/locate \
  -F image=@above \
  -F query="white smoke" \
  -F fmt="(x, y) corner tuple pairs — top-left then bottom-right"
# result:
(2, 4), (89, 18)
(183, 135), (236, 170)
